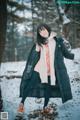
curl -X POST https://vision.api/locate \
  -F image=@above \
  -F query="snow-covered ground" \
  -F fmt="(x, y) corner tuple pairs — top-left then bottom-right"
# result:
(0, 48), (80, 120)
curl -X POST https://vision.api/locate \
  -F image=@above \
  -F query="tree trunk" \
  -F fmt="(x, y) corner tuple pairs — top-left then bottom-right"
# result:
(0, 0), (7, 64)
(0, 0), (7, 111)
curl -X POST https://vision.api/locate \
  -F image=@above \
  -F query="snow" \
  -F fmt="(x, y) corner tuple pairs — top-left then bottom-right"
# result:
(0, 48), (80, 120)
(0, 61), (26, 77)
(15, 10), (32, 19)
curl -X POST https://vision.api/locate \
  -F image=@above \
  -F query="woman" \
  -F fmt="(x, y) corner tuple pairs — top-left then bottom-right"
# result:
(16, 23), (75, 117)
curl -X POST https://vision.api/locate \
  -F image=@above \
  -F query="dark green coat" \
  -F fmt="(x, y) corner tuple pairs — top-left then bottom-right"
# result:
(19, 37), (74, 103)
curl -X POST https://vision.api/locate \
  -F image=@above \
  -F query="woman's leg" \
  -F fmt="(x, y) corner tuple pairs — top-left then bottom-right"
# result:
(18, 86), (30, 113)
(21, 96), (26, 105)
(44, 92), (50, 108)
(18, 83), (31, 113)
(43, 76), (50, 109)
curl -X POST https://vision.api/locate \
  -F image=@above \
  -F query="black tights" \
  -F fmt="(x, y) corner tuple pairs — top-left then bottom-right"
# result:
(21, 76), (51, 108)
(43, 76), (50, 108)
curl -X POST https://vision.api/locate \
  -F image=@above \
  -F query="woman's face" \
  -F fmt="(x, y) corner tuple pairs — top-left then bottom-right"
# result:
(39, 27), (49, 38)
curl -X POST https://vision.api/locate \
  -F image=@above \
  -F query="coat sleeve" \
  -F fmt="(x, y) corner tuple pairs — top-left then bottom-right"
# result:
(59, 38), (74, 60)
(22, 44), (40, 81)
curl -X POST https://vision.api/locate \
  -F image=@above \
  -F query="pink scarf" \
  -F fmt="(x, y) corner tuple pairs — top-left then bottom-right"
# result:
(34, 32), (56, 85)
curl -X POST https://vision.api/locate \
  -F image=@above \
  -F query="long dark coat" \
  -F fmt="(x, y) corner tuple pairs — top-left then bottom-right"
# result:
(19, 37), (74, 103)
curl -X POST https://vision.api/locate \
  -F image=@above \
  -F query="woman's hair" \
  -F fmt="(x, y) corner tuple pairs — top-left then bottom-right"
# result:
(37, 23), (51, 46)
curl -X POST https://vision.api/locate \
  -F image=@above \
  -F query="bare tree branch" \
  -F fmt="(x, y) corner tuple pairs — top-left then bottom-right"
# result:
(8, 12), (32, 23)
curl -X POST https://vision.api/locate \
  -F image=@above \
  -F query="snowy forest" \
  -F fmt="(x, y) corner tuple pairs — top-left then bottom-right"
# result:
(0, 0), (80, 62)
(0, 0), (80, 120)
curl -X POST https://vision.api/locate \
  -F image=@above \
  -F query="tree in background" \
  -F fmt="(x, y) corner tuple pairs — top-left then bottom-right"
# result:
(1, 0), (80, 62)
(3, 0), (33, 61)
(0, 0), (7, 64)
(0, 0), (7, 111)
